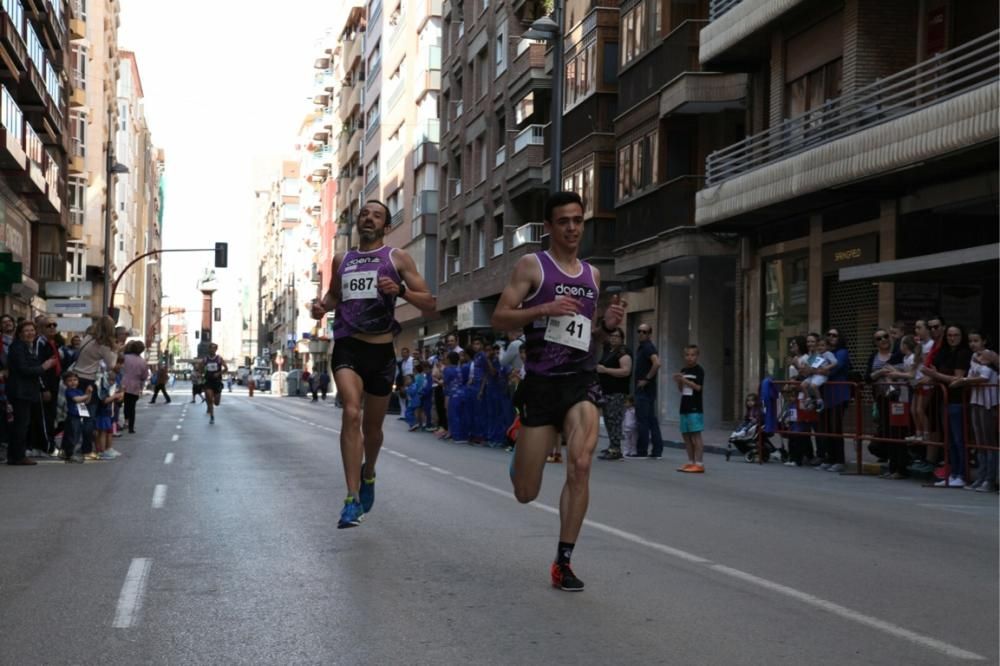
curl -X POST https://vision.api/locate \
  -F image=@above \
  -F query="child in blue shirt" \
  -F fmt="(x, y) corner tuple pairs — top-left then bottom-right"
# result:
(61, 371), (92, 463)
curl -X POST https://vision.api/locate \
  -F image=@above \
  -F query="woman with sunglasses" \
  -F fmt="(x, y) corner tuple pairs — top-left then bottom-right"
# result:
(867, 328), (907, 477)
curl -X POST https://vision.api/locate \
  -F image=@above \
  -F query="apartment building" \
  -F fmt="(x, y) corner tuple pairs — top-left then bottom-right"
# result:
(112, 50), (161, 335)
(694, 0), (998, 398)
(604, 0), (747, 425)
(432, 0), (553, 344)
(333, 2), (365, 259)
(0, 0), (69, 317)
(67, 0), (122, 319)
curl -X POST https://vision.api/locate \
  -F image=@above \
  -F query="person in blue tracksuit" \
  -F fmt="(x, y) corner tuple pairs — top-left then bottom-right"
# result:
(479, 343), (503, 445)
(459, 349), (474, 442)
(403, 375), (418, 427)
(468, 337), (487, 442)
(420, 363), (434, 430)
(443, 352), (465, 441)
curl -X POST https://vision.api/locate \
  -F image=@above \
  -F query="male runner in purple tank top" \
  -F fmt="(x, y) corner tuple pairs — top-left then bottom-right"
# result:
(311, 200), (436, 528)
(492, 191), (626, 591)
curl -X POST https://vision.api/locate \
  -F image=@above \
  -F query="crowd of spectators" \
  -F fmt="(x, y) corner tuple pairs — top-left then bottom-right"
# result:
(0, 313), (159, 465)
(762, 317), (997, 491)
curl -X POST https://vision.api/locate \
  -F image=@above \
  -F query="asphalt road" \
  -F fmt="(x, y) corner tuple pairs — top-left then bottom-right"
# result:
(1, 387), (996, 665)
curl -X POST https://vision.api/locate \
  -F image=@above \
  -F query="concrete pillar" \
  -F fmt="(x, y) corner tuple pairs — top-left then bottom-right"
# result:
(878, 200), (897, 326)
(808, 215), (824, 332)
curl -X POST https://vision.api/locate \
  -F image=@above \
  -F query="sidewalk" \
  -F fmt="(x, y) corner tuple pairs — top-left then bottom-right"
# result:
(598, 420), (883, 473)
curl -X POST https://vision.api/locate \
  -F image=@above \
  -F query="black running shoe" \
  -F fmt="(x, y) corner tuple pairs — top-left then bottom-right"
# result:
(550, 562), (585, 591)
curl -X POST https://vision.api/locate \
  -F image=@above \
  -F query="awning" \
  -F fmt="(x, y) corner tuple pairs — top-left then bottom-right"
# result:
(839, 244), (998, 283)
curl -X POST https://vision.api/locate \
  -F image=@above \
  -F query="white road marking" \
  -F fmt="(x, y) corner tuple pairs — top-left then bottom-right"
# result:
(112, 558), (151, 628)
(164, 453), (174, 465)
(400, 452), (986, 662)
(178, 418), (184, 423)
(175, 425), (181, 430)
(151, 484), (167, 509)
(429, 466), (451, 475)
(171, 434), (179, 442)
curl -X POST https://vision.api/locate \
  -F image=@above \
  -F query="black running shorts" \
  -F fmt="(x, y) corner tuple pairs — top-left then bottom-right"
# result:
(517, 372), (603, 432)
(331, 337), (397, 397)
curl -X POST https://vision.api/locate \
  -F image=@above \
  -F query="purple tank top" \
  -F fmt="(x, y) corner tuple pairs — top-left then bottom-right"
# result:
(333, 245), (402, 340)
(522, 251), (599, 376)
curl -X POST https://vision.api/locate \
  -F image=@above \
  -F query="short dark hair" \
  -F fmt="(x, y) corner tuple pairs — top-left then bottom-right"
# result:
(364, 199), (391, 221)
(927, 314), (945, 326)
(62, 370), (78, 381)
(684, 344), (700, 353)
(544, 191), (584, 223)
(448, 351), (460, 365)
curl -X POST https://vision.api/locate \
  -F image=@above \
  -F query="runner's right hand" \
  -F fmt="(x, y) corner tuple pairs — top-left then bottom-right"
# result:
(309, 299), (326, 320)
(542, 296), (579, 317)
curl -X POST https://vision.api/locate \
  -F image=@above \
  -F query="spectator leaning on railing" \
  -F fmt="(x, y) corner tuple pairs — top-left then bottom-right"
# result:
(923, 324), (972, 488)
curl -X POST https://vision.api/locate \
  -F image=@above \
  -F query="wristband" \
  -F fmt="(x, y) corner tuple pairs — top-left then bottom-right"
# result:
(398, 282), (407, 298)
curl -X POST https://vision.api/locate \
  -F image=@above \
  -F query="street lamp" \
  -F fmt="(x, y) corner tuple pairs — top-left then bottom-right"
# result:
(103, 129), (130, 319)
(522, 4), (564, 194)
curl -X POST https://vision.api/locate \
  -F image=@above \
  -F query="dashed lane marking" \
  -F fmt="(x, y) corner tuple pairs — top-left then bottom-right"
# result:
(112, 558), (151, 629)
(171, 435), (179, 442)
(164, 453), (174, 465)
(151, 484), (167, 509)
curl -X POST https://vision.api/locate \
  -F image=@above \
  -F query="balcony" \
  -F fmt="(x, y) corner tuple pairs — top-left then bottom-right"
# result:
(412, 189), (438, 238)
(511, 222), (543, 248)
(314, 69), (335, 93)
(413, 45), (441, 99)
(364, 176), (379, 198)
(36, 252), (62, 281)
(280, 204), (300, 223)
(508, 41), (547, 101)
(0, 3), (27, 75)
(619, 20), (705, 115)
(413, 0), (442, 32)
(42, 148), (60, 213)
(615, 175), (702, 251)
(312, 118), (330, 142)
(341, 37), (360, 70)
(313, 90), (330, 106)
(339, 81), (361, 119)
(700, 0), (804, 67)
(413, 139), (439, 170)
(513, 124), (545, 153)
(0, 86), (26, 170)
(697, 30), (1000, 227)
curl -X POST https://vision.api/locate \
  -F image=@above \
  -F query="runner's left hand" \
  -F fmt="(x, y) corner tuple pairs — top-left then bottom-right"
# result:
(378, 276), (401, 296)
(604, 294), (627, 329)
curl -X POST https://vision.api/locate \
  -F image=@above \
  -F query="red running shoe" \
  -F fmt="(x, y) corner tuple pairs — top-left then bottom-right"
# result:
(550, 562), (585, 591)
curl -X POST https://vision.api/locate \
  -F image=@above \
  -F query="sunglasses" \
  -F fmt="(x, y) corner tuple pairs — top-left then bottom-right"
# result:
(827, 332), (838, 337)
(638, 330), (650, 335)
(929, 324), (941, 330)
(46, 323), (57, 328)
(874, 335), (888, 341)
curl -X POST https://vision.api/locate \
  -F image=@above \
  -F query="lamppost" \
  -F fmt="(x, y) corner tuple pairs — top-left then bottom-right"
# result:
(523, 2), (564, 194)
(103, 108), (130, 317)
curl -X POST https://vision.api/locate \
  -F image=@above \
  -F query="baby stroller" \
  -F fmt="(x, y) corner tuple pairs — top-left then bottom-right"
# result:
(726, 421), (786, 463)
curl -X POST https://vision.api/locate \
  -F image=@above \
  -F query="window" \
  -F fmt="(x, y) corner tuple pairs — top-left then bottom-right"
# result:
(564, 39), (597, 109)
(514, 92), (535, 124)
(476, 137), (486, 183)
(365, 152), (380, 184)
(617, 129), (658, 200)
(784, 59), (843, 119)
(562, 162), (596, 218)
(476, 48), (488, 98)
(762, 254), (809, 379)
(69, 176), (86, 227)
(495, 22), (506, 75)
(66, 242), (85, 282)
(70, 111), (86, 158)
(475, 220), (486, 269)
(620, 2), (646, 67)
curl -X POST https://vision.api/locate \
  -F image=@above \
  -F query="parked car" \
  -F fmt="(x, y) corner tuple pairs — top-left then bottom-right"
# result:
(252, 371), (271, 392)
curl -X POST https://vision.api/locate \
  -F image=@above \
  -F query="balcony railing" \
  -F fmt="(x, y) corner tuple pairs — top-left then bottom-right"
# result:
(413, 117), (440, 144)
(412, 189), (438, 221)
(614, 175), (702, 250)
(70, 0), (85, 21)
(708, 0), (742, 21)
(492, 236), (504, 257)
(511, 222), (543, 248)
(43, 148), (58, 192)
(4, 0), (24, 33)
(36, 252), (62, 280)
(705, 29), (1000, 186)
(495, 145), (506, 167)
(1, 85), (24, 143)
(513, 124), (545, 153)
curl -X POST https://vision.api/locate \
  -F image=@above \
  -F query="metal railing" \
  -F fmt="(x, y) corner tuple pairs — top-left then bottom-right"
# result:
(513, 124), (545, 153)
(705, 30), (1000, 186)
(43, 149), (59, 192)
(511, 222), (543, 248)
(3, 0), (24, 38)
(708, 0), (742, 21)
(0, 85), (24, 142)
(70, 0), (85, 21)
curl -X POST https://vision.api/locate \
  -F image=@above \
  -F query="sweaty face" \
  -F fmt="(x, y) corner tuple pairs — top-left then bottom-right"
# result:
(357, 203), (387, 242)
(545, 203), (584, 251)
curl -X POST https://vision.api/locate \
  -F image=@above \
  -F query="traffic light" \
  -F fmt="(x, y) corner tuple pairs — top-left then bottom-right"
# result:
(214, 242), (228, 268)
(0, 252), (23, 294)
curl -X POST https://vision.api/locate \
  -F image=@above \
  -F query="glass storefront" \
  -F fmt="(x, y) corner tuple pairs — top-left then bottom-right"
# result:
(763, 254), (809, 379)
